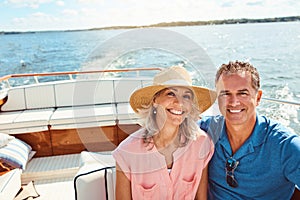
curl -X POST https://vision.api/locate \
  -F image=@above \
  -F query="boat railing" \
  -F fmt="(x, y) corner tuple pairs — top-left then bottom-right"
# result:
(0, 67), (163, 89)
(0, 67), (299, 108)
(262, 97), (300, 106)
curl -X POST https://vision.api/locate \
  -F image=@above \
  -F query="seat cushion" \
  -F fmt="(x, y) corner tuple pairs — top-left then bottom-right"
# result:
(0, 111), (22, 132)
(0, 168), (21, 200)
(74, 151), (116, 200)
(0, 138), (32, 170)
(0, 133), (15, 148)
(50, 105), (117, 129)
(13, 109), (54, 128)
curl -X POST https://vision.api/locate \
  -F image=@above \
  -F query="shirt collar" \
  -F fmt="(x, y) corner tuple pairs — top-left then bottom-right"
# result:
(219, 115), (268, 158)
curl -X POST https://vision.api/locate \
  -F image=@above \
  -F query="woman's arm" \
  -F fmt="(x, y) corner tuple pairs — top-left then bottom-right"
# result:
(195, 165), (208, 200)
(115, 162), (132, 200)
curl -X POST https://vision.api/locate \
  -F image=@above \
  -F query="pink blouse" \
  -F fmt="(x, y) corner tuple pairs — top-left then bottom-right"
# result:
(112, 128), (214, 199)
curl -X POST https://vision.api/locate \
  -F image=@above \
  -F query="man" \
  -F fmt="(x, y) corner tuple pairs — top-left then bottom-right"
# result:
(200, 61), (300, 199)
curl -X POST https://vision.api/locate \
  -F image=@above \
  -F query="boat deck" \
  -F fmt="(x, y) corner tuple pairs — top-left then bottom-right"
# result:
(21, 153), (82, 200)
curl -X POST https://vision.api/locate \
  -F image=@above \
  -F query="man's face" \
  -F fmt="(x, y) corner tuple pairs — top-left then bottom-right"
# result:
(216, 71), (262, 126)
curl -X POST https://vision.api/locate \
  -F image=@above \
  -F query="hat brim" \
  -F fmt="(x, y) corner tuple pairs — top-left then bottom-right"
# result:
(130, 85), (217, 114)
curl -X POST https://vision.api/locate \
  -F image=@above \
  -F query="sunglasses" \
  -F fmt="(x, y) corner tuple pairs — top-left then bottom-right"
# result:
(225, 157), (239, 188)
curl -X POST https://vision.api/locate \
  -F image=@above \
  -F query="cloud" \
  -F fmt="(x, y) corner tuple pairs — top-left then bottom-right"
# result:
(7, 0), (53, 8)
(9, 12), (62, 31)
(56, 1), (64, 6)
(62, 9), (78, 16)
(246, 1), (264, 6)
(77, 0), (105, 3)
(2, 0), (300, 31)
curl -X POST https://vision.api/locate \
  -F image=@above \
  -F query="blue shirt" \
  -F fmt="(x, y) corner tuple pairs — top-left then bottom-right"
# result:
(200, 115), (300, 200)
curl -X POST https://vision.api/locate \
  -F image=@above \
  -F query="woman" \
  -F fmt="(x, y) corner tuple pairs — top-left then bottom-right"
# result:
(112, 66), (217, 199)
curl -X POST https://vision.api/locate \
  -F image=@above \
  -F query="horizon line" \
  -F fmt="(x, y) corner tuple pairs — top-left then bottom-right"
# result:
(1, 15), (299, 34)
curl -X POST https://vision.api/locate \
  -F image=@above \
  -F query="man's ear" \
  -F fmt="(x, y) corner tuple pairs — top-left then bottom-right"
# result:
(256, 90), (263, 106)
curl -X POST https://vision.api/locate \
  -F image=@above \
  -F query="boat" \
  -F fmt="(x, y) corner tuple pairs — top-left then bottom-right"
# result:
(0, 68), (299, 200)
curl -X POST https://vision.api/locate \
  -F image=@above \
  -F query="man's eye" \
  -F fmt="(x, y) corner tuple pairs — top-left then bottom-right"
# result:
(239, 92), (248, 96)
(220, 93), (230, 96)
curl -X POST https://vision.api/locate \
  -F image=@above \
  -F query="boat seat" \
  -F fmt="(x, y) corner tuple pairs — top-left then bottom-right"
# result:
(0, 111), (23, 133)
(116, 102), (141, 125)
(74, 151), (115, 200)
(0, 78), (146, 134)
(0, 109), (54, 134)
(0, 169), (22, 200)
(54, 80), (115, 107)
(50, 104), (117, 130)
(113, 79), (147, 125)
(1, 87), (26, 111)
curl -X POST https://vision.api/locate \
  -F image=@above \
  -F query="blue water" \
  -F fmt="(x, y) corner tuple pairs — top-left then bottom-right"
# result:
(0, 22), (299, 134)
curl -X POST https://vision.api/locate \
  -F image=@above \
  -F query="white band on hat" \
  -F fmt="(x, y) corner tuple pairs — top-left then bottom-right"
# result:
(157, 79), (192, 86)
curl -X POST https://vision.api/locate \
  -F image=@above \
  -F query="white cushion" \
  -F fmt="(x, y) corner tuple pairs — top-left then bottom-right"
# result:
(25, 84), (56, 109)
(74, 151), (115, 200)
(0, 169), (21, 200)
(116, 103), (140, 124)
(0, 111), (22, 132)
(80, 151), (115, 166)
(2, 109), (54, 134)
(55, 80), (115, 107)
(50, 105), (117, 129)
(0, 133), (15, 148)
(114, 79), (143, 103)
(13, 109), (54, 128)
(1, 88), (26, 111)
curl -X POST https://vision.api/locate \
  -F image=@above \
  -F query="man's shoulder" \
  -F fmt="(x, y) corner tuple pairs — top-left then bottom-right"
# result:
(199, 115), (224, 127)
(199, 115), (225, 144)
(257, 115), (299, 141)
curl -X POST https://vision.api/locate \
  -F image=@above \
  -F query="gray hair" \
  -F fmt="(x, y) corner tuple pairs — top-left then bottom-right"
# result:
(137, 91), (201, 147)
(215, 61), (260, 91)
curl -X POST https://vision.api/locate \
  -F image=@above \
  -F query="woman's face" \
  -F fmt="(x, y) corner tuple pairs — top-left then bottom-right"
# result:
(154, 86), (194, 127)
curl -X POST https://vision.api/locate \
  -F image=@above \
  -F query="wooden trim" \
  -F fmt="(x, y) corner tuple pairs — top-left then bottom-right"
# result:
(0, 68), (162, 82)
(117, 124), (141, 144)
(14, 131), (53, 157)
(50, 126), (118, 155)
(10, 124), (140, 157)
(0, 95), (8, 109)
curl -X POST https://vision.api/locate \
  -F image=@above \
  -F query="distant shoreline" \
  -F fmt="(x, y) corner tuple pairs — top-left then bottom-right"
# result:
(1, 16), (299, 35)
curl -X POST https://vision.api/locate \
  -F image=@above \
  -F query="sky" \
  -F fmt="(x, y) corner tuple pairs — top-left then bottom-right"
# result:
(0, 0), (299, 32)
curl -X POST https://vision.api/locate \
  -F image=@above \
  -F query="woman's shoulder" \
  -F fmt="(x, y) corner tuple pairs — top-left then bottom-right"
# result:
(116, 128), (150, 153)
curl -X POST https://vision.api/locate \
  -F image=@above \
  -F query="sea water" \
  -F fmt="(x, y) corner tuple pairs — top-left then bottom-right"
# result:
(0, 22), (299, 134)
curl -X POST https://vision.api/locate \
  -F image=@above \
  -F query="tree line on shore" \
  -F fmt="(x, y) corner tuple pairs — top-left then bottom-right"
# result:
(1, 16), (300, 34)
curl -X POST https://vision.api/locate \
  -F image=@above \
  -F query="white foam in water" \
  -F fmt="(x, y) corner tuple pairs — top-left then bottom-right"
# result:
(259, 85), (299, 135)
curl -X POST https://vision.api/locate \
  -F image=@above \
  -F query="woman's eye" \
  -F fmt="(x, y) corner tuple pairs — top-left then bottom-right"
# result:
(183, 94), (192, 100)
(167, 91), (175, 96)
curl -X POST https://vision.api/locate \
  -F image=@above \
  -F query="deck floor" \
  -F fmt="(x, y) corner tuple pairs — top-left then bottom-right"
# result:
(34, 178), (75, 200)
(20, 153), (81, 200)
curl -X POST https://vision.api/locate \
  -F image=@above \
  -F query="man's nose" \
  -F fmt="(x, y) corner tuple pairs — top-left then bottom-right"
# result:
(228, 95), (240, 106)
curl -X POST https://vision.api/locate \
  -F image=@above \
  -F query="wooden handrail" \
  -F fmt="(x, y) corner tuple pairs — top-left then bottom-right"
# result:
(1, 67), (299, 107)
(0, 67), (162, 82)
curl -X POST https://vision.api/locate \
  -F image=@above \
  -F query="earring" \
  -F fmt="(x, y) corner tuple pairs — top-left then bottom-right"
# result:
(153, 107), (157, 115)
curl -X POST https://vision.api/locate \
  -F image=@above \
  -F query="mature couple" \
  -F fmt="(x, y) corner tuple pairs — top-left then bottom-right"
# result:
(112, 61), (300, 199)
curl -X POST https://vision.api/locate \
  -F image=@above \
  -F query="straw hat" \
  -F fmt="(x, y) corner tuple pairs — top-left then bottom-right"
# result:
(130, 66), (217, 113)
